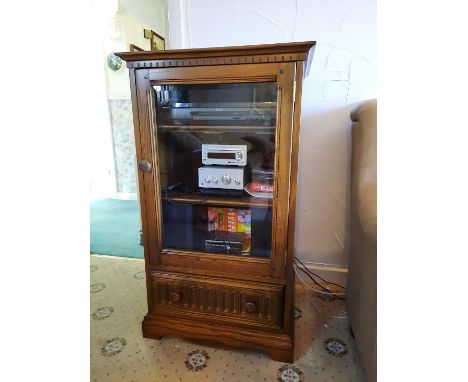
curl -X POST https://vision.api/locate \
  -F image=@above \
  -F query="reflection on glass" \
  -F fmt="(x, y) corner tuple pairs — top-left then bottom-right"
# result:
(154, 82), (277, 258)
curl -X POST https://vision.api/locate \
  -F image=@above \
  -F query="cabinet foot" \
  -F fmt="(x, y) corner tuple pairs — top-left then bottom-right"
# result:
(268, 348), (294, 363)
(142, 313), (294, 362)
(142, 317), (165, 340)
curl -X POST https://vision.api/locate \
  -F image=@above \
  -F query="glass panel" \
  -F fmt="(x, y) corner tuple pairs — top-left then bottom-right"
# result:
(153, 82), (277, 258)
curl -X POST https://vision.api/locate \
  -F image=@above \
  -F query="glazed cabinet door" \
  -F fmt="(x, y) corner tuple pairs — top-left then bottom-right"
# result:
(132, 63), (295, 279)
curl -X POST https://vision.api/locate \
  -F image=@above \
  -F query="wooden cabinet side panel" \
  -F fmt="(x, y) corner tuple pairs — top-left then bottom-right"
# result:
(134, 69), (162, 268)
(270, 63), (295, 278)
(283, 62), (304, 333)
(128, 69), (153, 309)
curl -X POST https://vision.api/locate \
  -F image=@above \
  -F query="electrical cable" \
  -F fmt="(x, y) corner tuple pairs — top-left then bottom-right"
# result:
(293, 258), (347, 297)
(294, 264), (346, 296)
(294, 268), (327, 327)
(294, 257), (346, 290)
(294, 267), (347, 328)
(293, 258), (331, 293)
(293, 261), (345, 300)
(293, 259), (345, 296)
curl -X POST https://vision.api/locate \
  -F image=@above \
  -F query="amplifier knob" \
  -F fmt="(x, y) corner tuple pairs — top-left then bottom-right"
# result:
(235, 178), (241, 185)
(221, 174), (231, 184)
(212, 177), (218, 184)
(205, 177), (211, 183)
(235, 152), (243, 160)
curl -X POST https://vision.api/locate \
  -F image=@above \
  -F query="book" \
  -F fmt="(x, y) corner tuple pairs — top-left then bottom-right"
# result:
(249, 182), (274, 193)
(205, 231), (243, 254)
(207, 207), (251, 253)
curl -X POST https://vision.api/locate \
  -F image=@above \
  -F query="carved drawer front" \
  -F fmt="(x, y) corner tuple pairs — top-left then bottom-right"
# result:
(150, 272), (284, 329)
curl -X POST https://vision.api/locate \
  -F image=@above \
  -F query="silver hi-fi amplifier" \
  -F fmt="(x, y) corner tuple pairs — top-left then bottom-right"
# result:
(202, 144), (247, 166)
(198, 166), (246, 190)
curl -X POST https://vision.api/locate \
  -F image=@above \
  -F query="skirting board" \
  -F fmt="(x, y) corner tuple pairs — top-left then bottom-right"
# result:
(295, 261), (348, 287)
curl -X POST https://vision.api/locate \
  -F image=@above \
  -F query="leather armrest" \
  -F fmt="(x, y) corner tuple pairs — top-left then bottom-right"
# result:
(351, 100), (377, 245)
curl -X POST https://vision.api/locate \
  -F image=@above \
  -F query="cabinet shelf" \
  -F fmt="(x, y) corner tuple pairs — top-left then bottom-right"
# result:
(161, 191), (272, 208)
(157, 124), (275, 133)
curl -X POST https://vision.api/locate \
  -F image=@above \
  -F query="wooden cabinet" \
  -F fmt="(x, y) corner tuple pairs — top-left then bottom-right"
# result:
(116, 42), (315, 363)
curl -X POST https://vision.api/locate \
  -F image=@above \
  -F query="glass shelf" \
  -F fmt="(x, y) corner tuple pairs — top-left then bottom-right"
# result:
(156, 125), (275, 133)
(161, 190), (272, 208)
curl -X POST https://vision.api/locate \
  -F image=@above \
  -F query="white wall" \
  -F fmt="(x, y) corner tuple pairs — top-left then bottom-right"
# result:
(121, 0), (168, 40)
(105, 0), (169, 99)
(91, 0), (168, 199)
(168, 0), (376, 278)
(90, 0), (120, 199)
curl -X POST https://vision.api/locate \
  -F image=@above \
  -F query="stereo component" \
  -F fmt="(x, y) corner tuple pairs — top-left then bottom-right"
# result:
(202, 144), (247, 166)
(198, 166), (246, 190)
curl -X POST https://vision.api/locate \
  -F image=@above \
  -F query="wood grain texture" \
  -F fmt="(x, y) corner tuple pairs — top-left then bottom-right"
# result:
(135, 69), (162, 267)
(161, 191), (272, 208)
(128, 68), (153, 310)
(150, 271), (284, 330)
(283, 61), (304, 335)
(147, 62), (279, 82)
(160, 250), (273, 278)
(142, 314), (294, 363)
(151, 264), (286, 285)
(270, 63), (295, 278)
(121, 42), (312, 363)
(146, 89), (164, 255)
(116, 41), (315, 74)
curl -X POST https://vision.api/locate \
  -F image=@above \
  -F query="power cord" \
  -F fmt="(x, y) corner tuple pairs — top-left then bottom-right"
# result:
(294, 258), (331, 293)
(294, 264), (346, 298)
(293, 257), (349, 327)
(293, 257), (346, 300)
(294, 257), (346, 290)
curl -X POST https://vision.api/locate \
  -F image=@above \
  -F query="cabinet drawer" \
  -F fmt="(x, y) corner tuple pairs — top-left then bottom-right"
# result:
(150, 271), (284, 330)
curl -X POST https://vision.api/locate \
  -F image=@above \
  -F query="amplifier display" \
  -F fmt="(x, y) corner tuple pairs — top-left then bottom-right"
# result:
(202, 144), (247, 166)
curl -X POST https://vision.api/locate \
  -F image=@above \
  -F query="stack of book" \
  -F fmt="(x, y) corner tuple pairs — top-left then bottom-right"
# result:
(206, 207), (251, 254)
(249, 169), (274, 193)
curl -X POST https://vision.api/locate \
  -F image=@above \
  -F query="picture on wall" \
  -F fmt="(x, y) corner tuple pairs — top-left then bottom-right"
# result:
(129, 44), (145, 52)
(143, 29), (165, 51)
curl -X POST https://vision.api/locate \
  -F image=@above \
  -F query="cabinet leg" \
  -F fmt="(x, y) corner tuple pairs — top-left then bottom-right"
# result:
(268, 348), (294, 363)
(143, 331), (163, 340)
(142, 318), (165, 340)
(149, 335), (163, 340)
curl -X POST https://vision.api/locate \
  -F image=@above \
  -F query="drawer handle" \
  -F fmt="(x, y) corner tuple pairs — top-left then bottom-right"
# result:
(170, 292), (181, 303)
(245, 302), (256, 313)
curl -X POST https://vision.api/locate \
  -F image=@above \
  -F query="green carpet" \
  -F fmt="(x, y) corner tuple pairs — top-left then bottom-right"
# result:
(90, 198), (143, 259)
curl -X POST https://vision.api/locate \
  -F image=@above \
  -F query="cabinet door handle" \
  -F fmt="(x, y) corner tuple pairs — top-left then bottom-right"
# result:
(245, 302), (256, 313)
(138, 160), (152, 173)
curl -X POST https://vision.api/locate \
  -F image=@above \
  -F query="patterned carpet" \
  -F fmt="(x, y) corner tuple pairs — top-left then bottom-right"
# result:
(90, 255), (366, 382)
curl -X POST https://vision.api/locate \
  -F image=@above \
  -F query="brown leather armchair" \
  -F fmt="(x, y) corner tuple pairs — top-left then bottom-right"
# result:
(346, 100), (377, 382)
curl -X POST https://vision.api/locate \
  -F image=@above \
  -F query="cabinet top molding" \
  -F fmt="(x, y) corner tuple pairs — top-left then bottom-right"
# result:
(115, 41), (316, 76)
